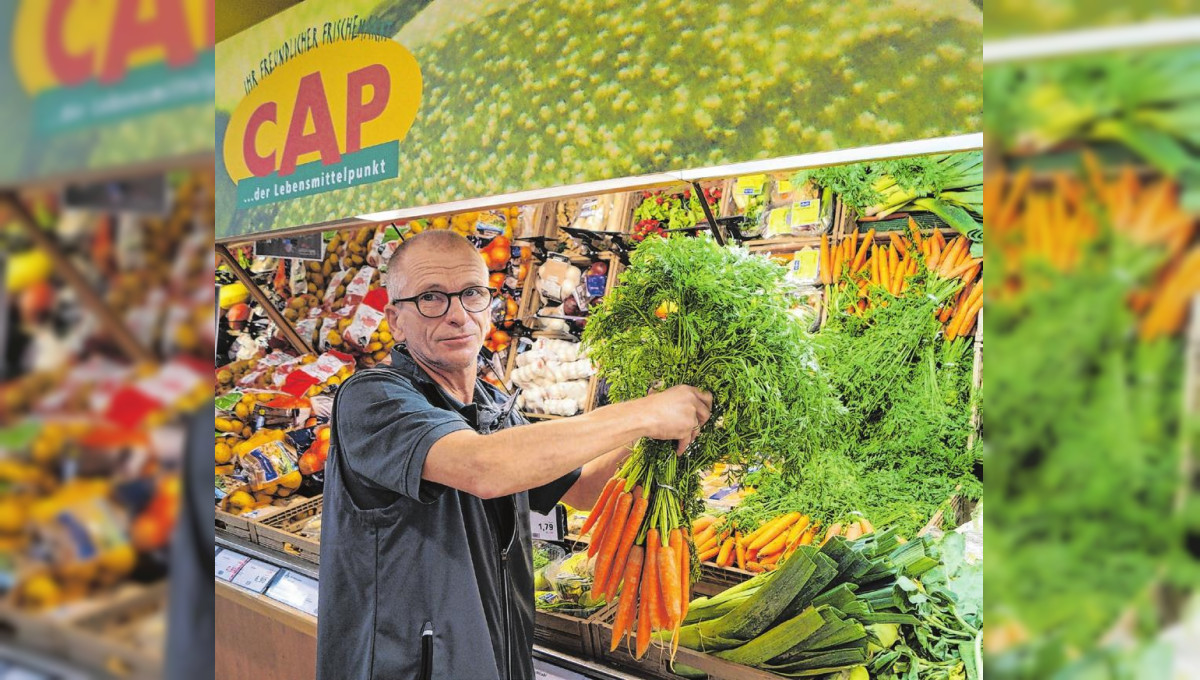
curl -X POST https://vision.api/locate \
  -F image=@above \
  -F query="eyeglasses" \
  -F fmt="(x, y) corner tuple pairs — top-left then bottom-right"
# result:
(392, 286), (496, 318)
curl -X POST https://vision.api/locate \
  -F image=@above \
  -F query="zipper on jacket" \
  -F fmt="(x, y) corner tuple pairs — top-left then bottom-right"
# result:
(419, 621), (434, 680)
(500, 546), (512, 680)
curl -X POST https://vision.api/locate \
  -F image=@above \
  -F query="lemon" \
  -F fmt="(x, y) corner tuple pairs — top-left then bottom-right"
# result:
(259, 481), (279, 496)
(227, 490), (254, 512)
(22, 574), (61, 610)
(253, 492), (274, 506)
(0, 498), (26, 535)
(279, 470), (303, 490)
(100, 544), (137, 575)
(234, 403), (250, 419)
(215, 442), (233, 465)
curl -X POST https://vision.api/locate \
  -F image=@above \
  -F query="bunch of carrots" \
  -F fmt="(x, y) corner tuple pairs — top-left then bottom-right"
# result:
(692, 513), (877, 573)
(580, 475), (689, 659)
(987, 156), (1200, 341)
(818, 218), (983, 341)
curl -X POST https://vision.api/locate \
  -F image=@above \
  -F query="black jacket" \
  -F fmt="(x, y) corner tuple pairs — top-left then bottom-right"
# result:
(316, 347), (579, 679)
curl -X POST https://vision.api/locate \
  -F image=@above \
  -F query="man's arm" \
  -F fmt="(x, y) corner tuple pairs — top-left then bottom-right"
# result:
(424, 385), (711, 500)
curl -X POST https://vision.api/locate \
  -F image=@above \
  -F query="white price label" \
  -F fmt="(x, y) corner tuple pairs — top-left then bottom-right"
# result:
(266, 571), (319, 616)
(231, 559), (281, 594)
(215, 550), (250, 581)
(530, 508), (562, 541)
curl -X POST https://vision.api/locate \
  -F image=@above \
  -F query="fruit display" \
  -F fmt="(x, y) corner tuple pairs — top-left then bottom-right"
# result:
(0, 171), (214, 622)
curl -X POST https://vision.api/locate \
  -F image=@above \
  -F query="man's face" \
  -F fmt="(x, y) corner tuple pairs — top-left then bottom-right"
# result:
(385, 245), (491, 373)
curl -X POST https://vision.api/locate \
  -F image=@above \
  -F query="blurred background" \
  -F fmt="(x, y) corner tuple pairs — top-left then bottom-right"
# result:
(984, 9), (1200, 680)
(0, 2), (287, 677)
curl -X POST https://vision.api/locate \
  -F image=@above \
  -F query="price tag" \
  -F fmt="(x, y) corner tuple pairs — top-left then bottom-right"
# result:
(215, 550), (250, 581)
(533, 659), (589, 680)
(530, 504), (565, 541)
(266, 570), (319, 616)
(231, 559), (280, 594)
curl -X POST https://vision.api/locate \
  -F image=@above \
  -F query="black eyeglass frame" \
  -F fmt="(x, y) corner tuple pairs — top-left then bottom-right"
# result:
(390, 286), (498, 319)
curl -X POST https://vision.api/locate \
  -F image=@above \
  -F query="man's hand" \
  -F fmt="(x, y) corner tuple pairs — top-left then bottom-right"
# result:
(637, 385), (714, 455)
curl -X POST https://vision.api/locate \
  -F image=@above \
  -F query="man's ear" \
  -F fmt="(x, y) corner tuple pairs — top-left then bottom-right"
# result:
(385, 305), (405, 344)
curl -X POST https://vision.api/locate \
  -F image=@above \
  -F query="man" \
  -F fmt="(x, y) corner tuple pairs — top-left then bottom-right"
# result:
(316, 230), (711, 680)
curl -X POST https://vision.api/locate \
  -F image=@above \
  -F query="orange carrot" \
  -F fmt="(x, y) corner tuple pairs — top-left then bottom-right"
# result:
(831, 241), (844, 283)
(879, 248), (893, 294)
(889, 232), (908, 258)
(588, 481), (624, 558)
(939, 238), (966, 277)
(929, 238), (943, 271)
(677, 532), (690, 622)
(799, 526), (816, 546)
(693, 523), (717, 549)
(691, 516), (716, 533)
(933, 229), (946, 249)
(822, 523), (843, 545)
(852, 228), (875, 271)
(749, 512), (801, 551)
(658, 541), (682, 629)
(819, 234), (831, 285)
(783, 516), (810, 550)
(592, 491), (633, 597)
(636, 558), (654, 658)
(860, 518), (875, 534)
(892, 253), (906, 294)
(699, 546), (719, 562)
(717, 537), (735, 567)
(870, 245), (881, 285)
(602, 491), (649, 598)
(845, 521), (863, 541)
(959, 297), (984, 338)
(908, 218), (924, 247)
(735, 532), (747, 571)
(760, 525), (792, 556)
(760, 552), (782, 566)
(746, 561), (765, 573)
(581, 477), (621, 536)
(609, 545), (644, 652)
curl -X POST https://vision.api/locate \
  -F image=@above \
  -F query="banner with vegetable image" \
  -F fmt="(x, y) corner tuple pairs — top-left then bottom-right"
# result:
(216, 0), (983, 240)
(0, 0), (215, 187)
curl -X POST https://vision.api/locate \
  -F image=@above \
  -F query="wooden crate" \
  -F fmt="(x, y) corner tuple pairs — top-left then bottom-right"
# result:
(0, 582), (160, 664)
(215, 506), (260, 542)
(533, 604), (609, 661)
(255, 495), (323, 565)
(589, 603), (785, 680)
(61, 583), (166, 680)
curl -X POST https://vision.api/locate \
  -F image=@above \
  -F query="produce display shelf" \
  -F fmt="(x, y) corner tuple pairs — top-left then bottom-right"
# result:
(0, 582), (161, 665)
(215, 506), (261, 543)
(60, 583), (165, 680)
(589, 603), (784, 680)
(534, 605), (610, 661)
(255, 495), (324, 566)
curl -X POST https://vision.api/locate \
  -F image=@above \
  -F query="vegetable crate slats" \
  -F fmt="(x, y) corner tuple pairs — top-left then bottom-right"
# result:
(589, 602), (784, 680)
(214, 506), (260, 543)
(61, 583), (165, 680)
(0, 581), (158, 662)
(532, 606), (609, 661)
(254, 495), (323, 565)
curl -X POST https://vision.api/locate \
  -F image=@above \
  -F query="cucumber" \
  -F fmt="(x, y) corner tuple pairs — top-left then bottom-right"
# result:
(713, 605), (828, 665)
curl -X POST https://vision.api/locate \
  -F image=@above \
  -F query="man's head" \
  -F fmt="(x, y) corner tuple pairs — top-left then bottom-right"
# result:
(385, 230), (491, 373)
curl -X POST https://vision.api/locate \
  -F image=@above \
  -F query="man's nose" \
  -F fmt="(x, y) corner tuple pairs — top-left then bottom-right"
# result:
(443, 297), (470, 325)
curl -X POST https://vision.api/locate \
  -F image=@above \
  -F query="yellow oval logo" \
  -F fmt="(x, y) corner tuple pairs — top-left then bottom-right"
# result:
(224, 36), (422, 187)
(13, 0), (213, 93)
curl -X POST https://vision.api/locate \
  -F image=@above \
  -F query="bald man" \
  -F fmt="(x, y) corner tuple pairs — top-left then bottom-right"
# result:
(315, 230), (711, 680)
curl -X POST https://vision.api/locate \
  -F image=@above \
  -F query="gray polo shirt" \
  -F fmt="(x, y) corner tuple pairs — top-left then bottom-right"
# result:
(316, 346), (580, 680)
